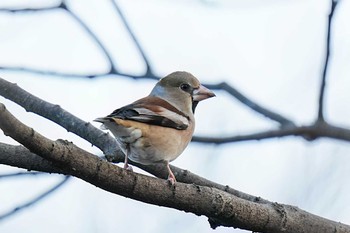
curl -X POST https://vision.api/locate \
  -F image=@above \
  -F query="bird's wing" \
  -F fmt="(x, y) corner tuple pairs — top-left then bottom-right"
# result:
(105, 96), (190, 130)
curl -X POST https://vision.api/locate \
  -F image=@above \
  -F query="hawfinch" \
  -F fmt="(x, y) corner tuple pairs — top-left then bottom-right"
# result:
(95, 71), (215, 184)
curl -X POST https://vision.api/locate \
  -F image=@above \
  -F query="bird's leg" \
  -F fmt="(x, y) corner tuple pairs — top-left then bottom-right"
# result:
(124, 144), (133, 171)
(166, 161), (176, 185)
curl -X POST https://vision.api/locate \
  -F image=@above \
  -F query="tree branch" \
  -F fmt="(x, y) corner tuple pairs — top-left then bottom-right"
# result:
(0, 3), (63, 13)
(0, 103), (348, 232)
(110, 0), (154, 76)
(193, 121), (350, 144)
(0, 171), (44, 178)
(3, 75), (350, 148)
(0, 77), (124, 160)
(62, 2), (117, 73)
(318, 0), (339, 121)
(0, 77), (264, 204)
(0, 142), (268, 205)
(0, 176), (70, 221)
(206, 82), (295, 127)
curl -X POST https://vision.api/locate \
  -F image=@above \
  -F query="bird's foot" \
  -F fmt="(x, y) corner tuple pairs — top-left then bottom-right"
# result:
(167, 174), (176, 186)
(124, 164), (133, 171)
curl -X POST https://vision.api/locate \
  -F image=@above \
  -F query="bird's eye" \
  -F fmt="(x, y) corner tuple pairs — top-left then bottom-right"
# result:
(180, 83), (191, 92)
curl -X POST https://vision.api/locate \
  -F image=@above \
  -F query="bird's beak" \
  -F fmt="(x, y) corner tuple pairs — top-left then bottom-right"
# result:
(192, 84), (216, 102)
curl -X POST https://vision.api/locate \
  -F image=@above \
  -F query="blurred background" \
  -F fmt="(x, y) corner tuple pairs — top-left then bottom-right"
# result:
(0, 0), (350, 232)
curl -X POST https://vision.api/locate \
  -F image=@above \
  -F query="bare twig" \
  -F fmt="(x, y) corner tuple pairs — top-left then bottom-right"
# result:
(110, 0), (155, 76)
(0, 176), (70, 221)
(0, 103), (348, 232)
(193, 121), (350, 144)
(318, 0), (339, 121)
(0, 171), (43, 179)
(206, 82), (295, 127)
(0, 3), (63, 12)
(62, 2), (117, 73)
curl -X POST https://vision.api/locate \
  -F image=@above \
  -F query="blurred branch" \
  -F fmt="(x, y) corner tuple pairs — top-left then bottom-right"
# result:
(318, 0), (339, 121)
(0, 176), (70, 221)
(111, 0), (154, 76)
(62, 2), (116, 73)
(206, 82), (295, 126)
(0, 1), (159, 80)
(0, 3), (63, 12)
(0, 171), (43, 179)
(0, 103), (348, 232)
(193, 121), (350, 144)
(0, 1), (293, 127)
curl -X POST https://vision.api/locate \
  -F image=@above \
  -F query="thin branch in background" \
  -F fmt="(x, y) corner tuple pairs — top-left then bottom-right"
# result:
(111, 0), (155, 77)
(0, 66), (159, 80)
(206, 82), (295, 127)
(0, 171), (44, 179)
(62, 2), (117, 74)
(0, 176), (70, 221)
(0, 1), (294, 128)
(0, 2), (63, 12)
(0, 66), (106, 78)
(318, 0), (339, 121)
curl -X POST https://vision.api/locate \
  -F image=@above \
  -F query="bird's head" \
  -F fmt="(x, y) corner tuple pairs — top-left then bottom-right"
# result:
(150, 71), (215, 114)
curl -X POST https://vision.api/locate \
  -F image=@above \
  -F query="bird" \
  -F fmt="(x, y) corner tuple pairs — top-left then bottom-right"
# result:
(94, 71), (215, 184)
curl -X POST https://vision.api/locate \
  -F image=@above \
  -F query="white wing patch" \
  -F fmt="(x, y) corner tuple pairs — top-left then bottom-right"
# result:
(133, 106), (189, 128)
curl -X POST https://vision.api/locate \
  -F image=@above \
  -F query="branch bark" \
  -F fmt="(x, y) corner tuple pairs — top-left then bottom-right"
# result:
(0, 103), (349, 232)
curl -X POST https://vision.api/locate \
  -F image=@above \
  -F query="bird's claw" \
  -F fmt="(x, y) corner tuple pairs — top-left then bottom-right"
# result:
(124, 164), (133, 171)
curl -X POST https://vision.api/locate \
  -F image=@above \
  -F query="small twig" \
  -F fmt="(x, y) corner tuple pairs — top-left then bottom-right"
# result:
(0, 171), (44, 179)
(0, 176), (70, 221)
(318, 0), (339, 121)
(62, 3), (117, 73)
(0, 3), (63, 12)
(206, 82), (295, 127)
(193, 121), (350, 144)
(110, 0), (155, 76)
(0, 66), (107, 78)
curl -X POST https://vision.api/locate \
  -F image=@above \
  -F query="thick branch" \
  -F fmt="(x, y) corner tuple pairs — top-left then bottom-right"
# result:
(0, 142), (267, 205)
(0, 77), (124, 160)
(0, 103), (349, 232)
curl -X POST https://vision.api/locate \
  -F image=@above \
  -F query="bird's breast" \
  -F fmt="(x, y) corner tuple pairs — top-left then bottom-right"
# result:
(113, 119), (194, 165)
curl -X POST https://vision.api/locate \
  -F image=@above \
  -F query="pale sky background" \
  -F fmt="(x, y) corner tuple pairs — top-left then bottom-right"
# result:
(0, 0), (350, 232)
